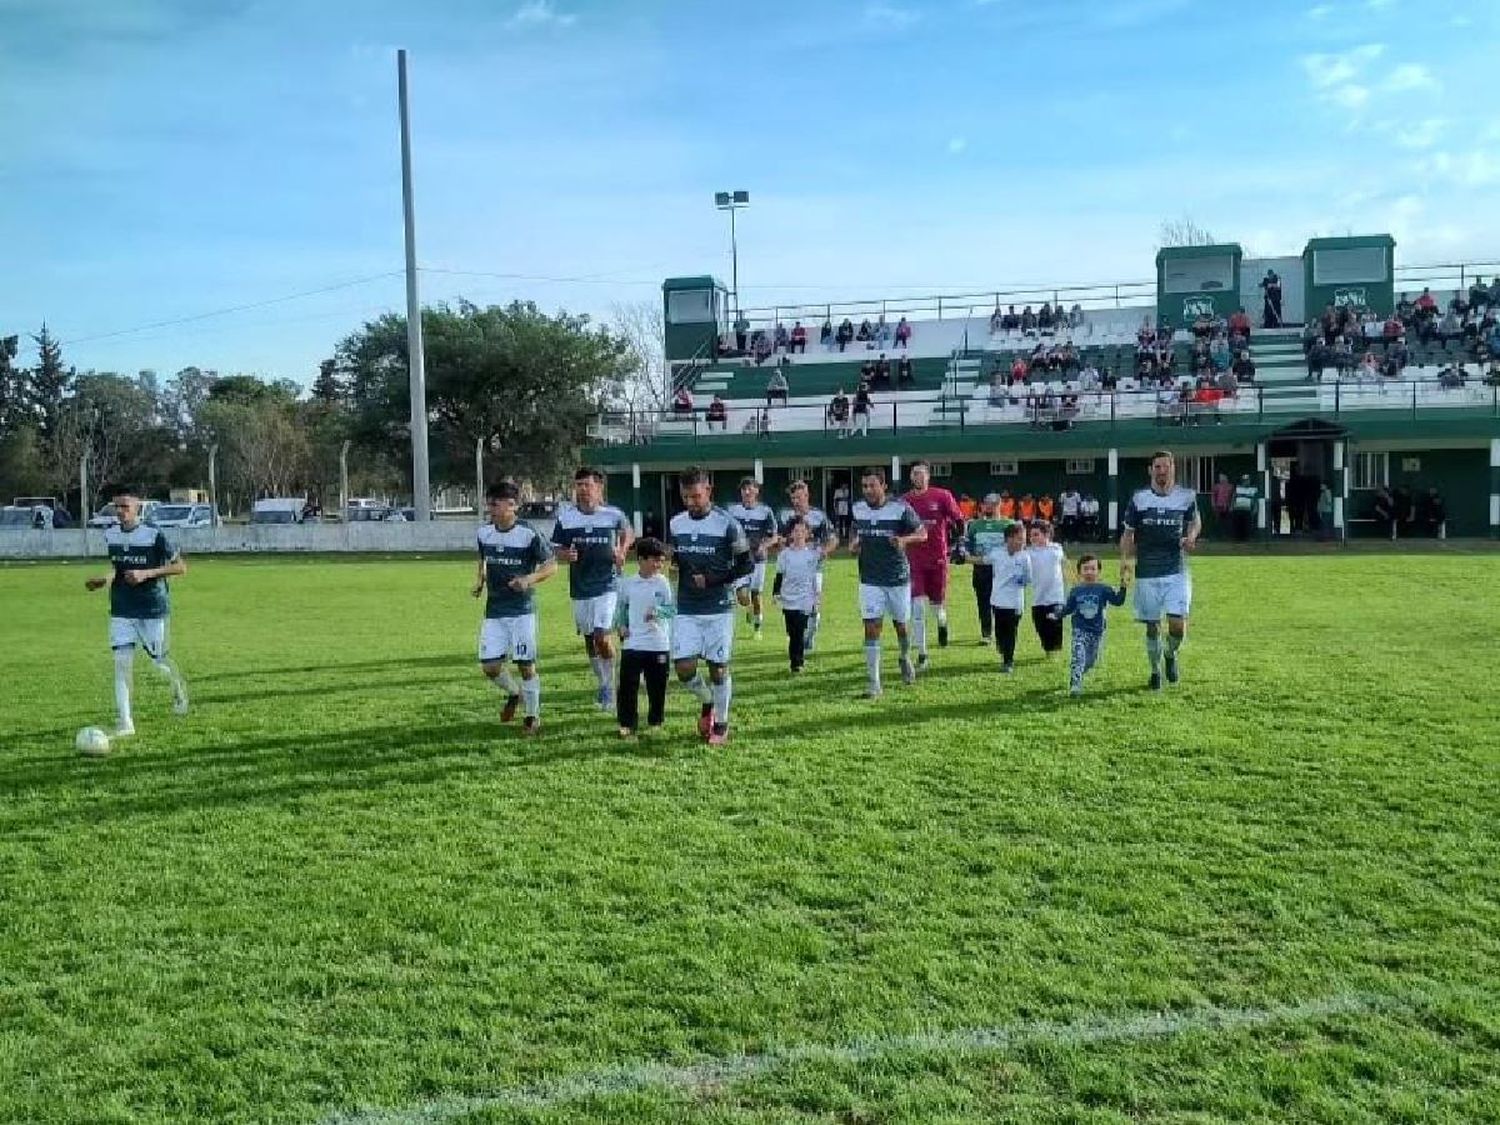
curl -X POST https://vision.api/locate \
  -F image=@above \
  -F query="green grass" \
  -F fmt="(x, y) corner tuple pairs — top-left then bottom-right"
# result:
(2, 554), (1498, 1124)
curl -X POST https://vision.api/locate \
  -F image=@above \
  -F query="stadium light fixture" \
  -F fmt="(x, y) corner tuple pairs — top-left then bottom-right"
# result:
(714, 190), (750, 320)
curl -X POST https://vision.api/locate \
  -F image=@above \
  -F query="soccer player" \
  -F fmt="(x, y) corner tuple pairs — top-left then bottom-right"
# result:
(669, 467), (753, 745)
(985, 522), (1032, 674)
(780, 479), (838, 654)
(902, 459), (965, 669)
(551, 466), (634, 710)
(960, 492), (1013, 644)
(849, 467), (926, 697)
(613, 537), (674, 739)
(1026, 520), (1067, 659)
(726, 476), (780, 638)
(1119, 449), (1201, 691)
(1053, 554), (1128, 696)
(84, 489), (189, 737)
(473, 480), (557, 735)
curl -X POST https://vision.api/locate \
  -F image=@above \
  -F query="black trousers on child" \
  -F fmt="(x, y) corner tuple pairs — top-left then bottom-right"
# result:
(783, 609), (810, 671)
(972, 564), (995, 639)
(993, 608), (1022, 664)
(1031, 605), (1064, 652)
(617, 648), (669, 730)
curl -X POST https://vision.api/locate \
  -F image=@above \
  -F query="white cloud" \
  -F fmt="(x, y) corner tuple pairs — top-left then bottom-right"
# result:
(1418, 150), (1500, 188)
(1385, 64), (1438, 93)
(1393, 118), (1446, 149)
(1300, 44), (1384, 89)
(1329, 84), (1370, 110)
(1307, 4), (1332, 18)
(863, 3), (921, 28)
(506, 1), (577, 30)
(947, 136), (968, 155)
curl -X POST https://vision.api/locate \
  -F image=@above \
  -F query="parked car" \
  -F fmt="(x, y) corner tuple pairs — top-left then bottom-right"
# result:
(10, 497), (74, 527)
(150, 503), (216, 529)
(250, 497), (309, 525)
(0, 506), (37, 530)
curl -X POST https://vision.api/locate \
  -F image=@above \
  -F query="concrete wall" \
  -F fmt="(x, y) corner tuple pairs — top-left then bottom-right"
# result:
(0, 520), (559, 560)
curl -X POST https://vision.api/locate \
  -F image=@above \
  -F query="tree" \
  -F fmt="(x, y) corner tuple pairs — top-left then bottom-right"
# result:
(29, 324), (73, 437)
(47, 373), (163, 509)
(611, 300), (668, 416)
(1157, 216), (1218, 249)
(339, 300), (631, 491)
(311, 358), (346, 406)
(0, 333), (25, 435)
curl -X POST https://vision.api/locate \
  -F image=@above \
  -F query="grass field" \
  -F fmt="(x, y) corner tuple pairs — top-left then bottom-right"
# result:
(2, 552), (1499, 1124)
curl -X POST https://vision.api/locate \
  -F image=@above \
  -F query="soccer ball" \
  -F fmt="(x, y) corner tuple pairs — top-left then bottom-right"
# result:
(75, 727), (112, 758)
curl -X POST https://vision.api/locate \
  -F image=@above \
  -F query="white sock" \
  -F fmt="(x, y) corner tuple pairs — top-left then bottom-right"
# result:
(153, 656), (184, 690)
(911, 598), (928, 654)
(864, 640), (881, 688)
(520, 676), (541, 719)
(711, 675), (732, 725)
(936, 605), (948, 628)
(588, 655), (605, 687)
(806, 612), (820, 646)
(598, 656), (615, 689)
(492, 668), (520, 696)
(682, 674), (713, 705)
(113, 648), (134, 729)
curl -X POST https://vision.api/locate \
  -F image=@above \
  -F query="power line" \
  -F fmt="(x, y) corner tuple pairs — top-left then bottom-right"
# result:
(418, 266), (663, 286)
(58, 271), (406, 346)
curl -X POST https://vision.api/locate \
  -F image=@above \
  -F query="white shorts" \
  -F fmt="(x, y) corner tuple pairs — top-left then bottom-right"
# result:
(571, 593), (618, 635)
(479, 615), (539, 664)
(670, 612), (735, 665)
(110, 617), (168, 659)
(732, 561), (770, 595)
(859, 583), (912, 624)
(1133, 572), (1192, 622)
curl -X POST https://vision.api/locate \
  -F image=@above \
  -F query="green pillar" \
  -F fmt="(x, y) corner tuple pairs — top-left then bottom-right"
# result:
(1106, 448), (1119, 535)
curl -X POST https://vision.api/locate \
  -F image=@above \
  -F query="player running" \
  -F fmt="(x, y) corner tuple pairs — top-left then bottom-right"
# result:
(84, 489), (190, 738)
(849, 467), (927, 697)
(669, 467), (753, 745)
(779, 479), (838, 654)
(902, 459), (965, 669)
(473, 480), (558, 735)
(726, 476), (780, 639)
(550, 466), (634, 711)
(1119, 449), (1201, 691)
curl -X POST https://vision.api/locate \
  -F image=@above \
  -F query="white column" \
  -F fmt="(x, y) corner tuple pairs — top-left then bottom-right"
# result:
(1491, 439), (1500, 532)
(891, 454), (902, 484)
(1106, 448), (1119, 532)
(631, 463), (643, 535)
(1333, 440), (1345, 531)
(1257, 441), (1269, 530)
(753, 458), (764, 484)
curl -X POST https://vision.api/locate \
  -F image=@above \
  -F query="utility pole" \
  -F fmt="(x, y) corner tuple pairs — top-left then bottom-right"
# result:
(398, 49), (431, 520)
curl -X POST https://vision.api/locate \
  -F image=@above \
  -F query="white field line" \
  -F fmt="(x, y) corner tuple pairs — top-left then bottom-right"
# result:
(322, 992), (1396, 1124)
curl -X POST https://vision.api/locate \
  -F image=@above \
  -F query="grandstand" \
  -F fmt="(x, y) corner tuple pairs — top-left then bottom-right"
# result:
(596, 238), (1500, 541)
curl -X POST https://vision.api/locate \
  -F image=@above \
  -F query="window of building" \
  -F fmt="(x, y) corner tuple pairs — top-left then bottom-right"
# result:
(1351, 451), (1388, 490)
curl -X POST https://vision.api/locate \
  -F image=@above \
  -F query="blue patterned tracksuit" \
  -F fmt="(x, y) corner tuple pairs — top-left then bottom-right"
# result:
(1056, 583), (1128, 692)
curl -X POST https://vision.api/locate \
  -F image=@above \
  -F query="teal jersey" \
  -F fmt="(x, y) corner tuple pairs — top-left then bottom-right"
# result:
(670, 506), (751, 615)
(550, 503), (630, 599)
(105, 523), (177, 619)
(851, 498), (922, 587)
(963, 517), (1017, 562)
(1122, 485), (1198, 579)
(726, 501), (779, 558)
(478, 520), (553, 618)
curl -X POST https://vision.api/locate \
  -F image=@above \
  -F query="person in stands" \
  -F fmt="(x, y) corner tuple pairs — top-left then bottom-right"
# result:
(894, 317), (912, 348)
(673, 386), (694, 416)
(706, 395), (728, 432)
(897, 354), (914, 386)
(790, 322), (808, 354)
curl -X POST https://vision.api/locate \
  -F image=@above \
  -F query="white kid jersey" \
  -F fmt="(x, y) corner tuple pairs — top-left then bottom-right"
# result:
(1027, 543), (1067, 606)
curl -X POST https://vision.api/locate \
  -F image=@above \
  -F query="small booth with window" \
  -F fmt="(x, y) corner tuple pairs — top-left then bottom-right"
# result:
(1302, 235), (1396, 318)
(1155, 243), (1244, 330)
(662, 276), (728, 366)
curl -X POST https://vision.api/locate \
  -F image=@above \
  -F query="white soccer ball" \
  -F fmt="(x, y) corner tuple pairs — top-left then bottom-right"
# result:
(75, 727), (112, 758)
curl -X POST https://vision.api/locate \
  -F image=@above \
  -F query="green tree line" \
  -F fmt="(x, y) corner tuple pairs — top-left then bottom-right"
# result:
(0, 300), (651, 516)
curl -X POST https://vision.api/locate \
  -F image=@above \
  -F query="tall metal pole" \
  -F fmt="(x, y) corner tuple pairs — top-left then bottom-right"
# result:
(79, 449), (90, 558)
(398, 49), (432, 521)
(208, 443), (219, 526)
(339, 440), (352, 516)
(475, 436), (485, 515)
(729, 205), (740, 321)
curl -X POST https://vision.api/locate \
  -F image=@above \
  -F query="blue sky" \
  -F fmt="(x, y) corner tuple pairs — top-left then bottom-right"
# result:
(2, 0), (1497, 382)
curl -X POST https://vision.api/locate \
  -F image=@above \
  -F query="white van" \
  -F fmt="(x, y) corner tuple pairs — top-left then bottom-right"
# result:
(250, 498), (308, 525)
